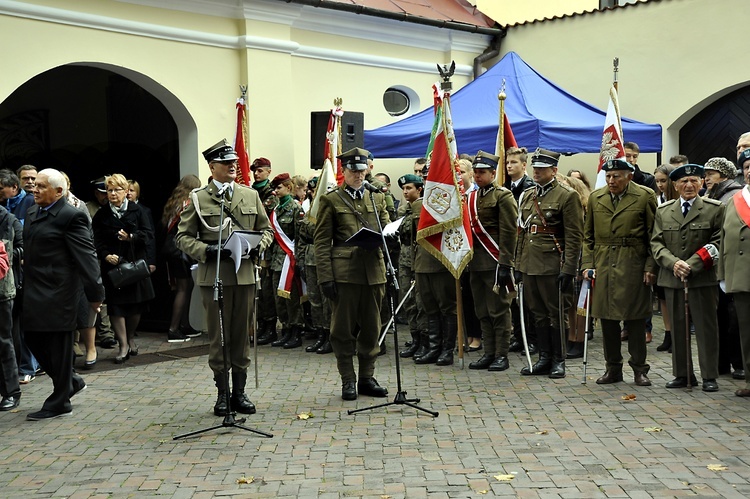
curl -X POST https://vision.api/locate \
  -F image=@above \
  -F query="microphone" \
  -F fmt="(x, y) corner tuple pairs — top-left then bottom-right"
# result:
(362, 181), (385, 193)
(216, 183), (231, 196)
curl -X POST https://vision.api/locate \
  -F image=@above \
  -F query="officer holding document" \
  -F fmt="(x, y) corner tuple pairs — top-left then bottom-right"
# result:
(176, 139), (274, 417)
(314, 147), (390, 401)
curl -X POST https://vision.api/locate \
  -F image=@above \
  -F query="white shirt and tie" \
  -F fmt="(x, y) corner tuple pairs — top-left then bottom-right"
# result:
(679, 197), (695, 217)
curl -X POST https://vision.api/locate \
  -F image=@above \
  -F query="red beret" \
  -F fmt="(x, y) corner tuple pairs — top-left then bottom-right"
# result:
(251, 157), (271, 170)
(271, 173), (290, 188)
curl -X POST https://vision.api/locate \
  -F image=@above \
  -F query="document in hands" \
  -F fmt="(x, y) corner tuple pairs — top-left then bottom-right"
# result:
(382, 217), (403, 238)
(224, 230), (265, 273)
(345, 227), (383, 251)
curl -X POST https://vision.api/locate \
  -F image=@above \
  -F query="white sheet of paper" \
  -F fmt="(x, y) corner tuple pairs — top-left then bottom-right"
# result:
(383, 216), (404, 238)
(224, 230), (265, 273)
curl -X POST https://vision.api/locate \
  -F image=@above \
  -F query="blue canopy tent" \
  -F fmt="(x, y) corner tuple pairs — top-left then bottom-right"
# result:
(364, 52), (662, 158)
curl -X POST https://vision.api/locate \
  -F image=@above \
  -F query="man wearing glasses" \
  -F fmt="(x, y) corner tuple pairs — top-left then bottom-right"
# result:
(176, 139), (274, 417)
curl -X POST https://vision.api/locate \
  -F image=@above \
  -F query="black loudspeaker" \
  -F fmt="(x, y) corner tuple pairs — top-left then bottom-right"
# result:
(310, 111), (364, 169)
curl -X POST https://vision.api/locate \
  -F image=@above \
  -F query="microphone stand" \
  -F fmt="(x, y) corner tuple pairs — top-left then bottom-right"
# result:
(174, 186), (273, 439)
(349, 187), (438, 417)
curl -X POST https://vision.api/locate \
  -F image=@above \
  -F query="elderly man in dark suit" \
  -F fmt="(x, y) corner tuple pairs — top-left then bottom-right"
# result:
(23, 168), (104, 421)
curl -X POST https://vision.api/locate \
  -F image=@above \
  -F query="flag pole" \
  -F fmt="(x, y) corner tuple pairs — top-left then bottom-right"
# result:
(496, 79), (507, 187)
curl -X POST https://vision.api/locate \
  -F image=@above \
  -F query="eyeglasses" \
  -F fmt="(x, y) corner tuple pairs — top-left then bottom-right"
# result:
(107, 188), (124, 194)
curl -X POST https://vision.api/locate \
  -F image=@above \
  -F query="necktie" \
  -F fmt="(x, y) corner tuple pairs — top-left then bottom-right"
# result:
(682, 201), (690, 217)
(612, 195), (619, 209)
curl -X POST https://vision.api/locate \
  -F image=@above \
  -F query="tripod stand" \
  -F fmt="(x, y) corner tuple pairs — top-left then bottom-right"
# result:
(174, 184), (273, 440)
(349, 190), (438, 417)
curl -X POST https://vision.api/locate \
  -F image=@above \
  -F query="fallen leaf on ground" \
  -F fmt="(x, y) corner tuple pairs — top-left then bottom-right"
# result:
(644, 427), (662, 432)
(477, 490), (488, 494)
(728, 419), (739, 423)
(535, 430), (548, 435)
(236, 476), (254, 484)
(296, 412), (313, 420)
(622, 394), (636, 401)
(494, 474), (515, 481)
(707, 464), (727, 471)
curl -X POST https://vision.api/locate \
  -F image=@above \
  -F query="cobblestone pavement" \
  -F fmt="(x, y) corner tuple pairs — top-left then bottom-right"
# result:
(2, 317), (750, 498)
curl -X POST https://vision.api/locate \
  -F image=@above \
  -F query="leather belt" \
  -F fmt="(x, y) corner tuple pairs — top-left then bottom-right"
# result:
(524, 224), (559, 235)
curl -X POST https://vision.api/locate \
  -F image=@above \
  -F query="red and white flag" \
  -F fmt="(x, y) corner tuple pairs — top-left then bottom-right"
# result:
(234, 96), (251, 186)
(308, 157), (337, 223)
(416, 84), (473, 279)
(596, 85), (626, 188)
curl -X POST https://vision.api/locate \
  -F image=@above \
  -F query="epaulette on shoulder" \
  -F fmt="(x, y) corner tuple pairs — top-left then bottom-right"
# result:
(703, 197), (723, 206)
(659, 199), (677, 208)
(522, 185), (535, 193)
(558, 182), (575, 192)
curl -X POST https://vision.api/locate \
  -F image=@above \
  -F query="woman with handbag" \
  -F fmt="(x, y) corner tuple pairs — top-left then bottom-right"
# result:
(92, 174), (155, 363)
(161, 175), (202, 343)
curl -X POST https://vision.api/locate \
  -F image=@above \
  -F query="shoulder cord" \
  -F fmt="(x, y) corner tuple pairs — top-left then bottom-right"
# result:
(531, 189), (563, 256)
(190, 190), (232, 234)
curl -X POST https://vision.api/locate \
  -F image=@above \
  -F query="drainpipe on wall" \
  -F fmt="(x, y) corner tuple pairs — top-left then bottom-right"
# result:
(473, 33), (504, 80)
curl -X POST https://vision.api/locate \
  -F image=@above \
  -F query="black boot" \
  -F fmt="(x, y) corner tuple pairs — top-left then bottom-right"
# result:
(306, 327), (326, 352)
(567, 341), (584, 359)
(283, 325), (303, 349)
(256, 319), (278, 345)
(414, 316), (442, 364)
(520, 352), (552, 375)
(213, 372), (229, 416)
(316, 329), (333, 354)
(469, 353), (496, 370)
(656, 331), (672, 352)
(436, 314), (457, 366)
(271, 327), (291, 347)
(400, 330), (420, 358)
(413, 330), (429, 359)
(230, 370), (256, 414)
(549, 357), (566, 378)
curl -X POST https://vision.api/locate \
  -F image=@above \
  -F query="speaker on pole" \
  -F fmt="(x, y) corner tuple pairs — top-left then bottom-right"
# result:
(310, 111), (364, 169)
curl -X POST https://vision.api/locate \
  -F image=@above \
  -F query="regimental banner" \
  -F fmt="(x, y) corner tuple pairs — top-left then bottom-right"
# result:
(234, 94), (250, 186)
(416, 83), (473, 279)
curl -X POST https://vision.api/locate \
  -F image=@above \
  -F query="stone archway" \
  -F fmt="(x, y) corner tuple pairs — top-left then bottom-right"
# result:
(0, 63), (199, 331)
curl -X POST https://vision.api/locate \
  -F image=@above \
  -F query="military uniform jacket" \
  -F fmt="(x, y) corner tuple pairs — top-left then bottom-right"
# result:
(271, 198), (302, 272)
(175, 183), (274, 287)
(515, 179), (583, 276)
(468, 185), (517, 272)
(582, 182), (657, 320)
(651, 197), (724, 289)
(314, 186), (388, 285)
(718, 190), (750, 293)
(397, 201), (415, 270)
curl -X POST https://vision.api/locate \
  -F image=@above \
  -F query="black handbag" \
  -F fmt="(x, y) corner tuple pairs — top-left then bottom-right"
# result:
(107, 242), (150, 289)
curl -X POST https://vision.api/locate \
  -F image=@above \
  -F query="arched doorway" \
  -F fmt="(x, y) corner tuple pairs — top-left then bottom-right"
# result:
(679, 85), (750, 164)
(0, 63), (198, 331)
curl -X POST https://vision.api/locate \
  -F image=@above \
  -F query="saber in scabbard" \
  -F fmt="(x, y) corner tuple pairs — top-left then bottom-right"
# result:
(518, 281), (533, 372)
(378, 281), (416, 346)
(559, 281), (567, 360)
(254, 264), (261, 389)
(684, 278), (692, 391)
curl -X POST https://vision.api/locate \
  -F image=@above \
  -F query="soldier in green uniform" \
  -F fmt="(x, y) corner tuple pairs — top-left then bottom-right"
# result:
(466, 151), (518, 372)
(581, 159), (656, 387)
(251, 157), (280, 345)
(296, 177), (333, 354)
(366, 153), (396, 222)
(314, 147), (390, 401)
(651, 164), (724, 392)
(176, 139), (274, 416)
(395, 174), (427, 358)
(516, 149), (583, 379)
(268, 173), (305, 349)
(412, 192), (458, 367)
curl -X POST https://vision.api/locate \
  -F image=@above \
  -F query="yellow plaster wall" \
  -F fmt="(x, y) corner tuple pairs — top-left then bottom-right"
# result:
(474, 0), (598, 25)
